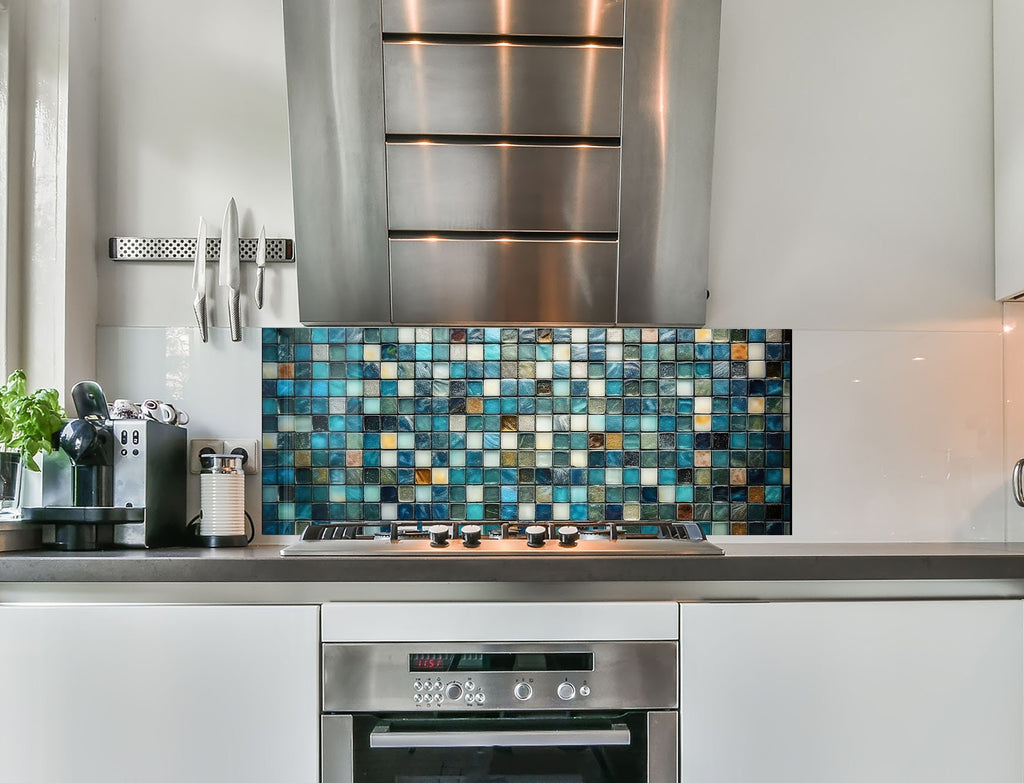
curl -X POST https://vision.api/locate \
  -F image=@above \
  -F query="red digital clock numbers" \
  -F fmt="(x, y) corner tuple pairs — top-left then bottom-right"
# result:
(410, 654), (454, 672)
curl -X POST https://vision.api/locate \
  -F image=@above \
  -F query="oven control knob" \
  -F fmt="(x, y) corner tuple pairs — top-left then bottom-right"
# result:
(445, 682), (464, 701)
(474, 692), (486, 705)
(465, 680), (475, 691)
(557, 682), (576, 701)
(428, 524), (450, 547)
(579, 685), (591, 697)
(525, 524), (547, 548)
(557, 525), (579, 546)
(461, 524), (482, 548)
(514, 682), (533, 701)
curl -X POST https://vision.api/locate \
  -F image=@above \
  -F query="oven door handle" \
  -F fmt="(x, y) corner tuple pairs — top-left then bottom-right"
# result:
(369, 723), (632, 749)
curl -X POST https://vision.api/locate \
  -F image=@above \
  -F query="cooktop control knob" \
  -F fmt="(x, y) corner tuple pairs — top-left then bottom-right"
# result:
(525, 524), (547, 548)
(461, 524), (482, 548)
(557, 525), (579, 546)
(514, 682), (533, 701)
(445, 682), (463, 702)
(428, 524), (450, 547)
(557, 682), (576, 701)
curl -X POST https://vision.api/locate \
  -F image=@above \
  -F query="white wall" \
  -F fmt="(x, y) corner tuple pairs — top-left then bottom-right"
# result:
(92, 0), (1005, 542)
(96, 0), (297, 328)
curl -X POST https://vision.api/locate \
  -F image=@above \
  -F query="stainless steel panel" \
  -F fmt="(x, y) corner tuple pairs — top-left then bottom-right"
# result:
(390, 239), (617, 324)
(382, 0), (625, 37)
(322, 641), (678, 712)
(617, 0), (722, 325)
(283, 532), (723, 556)
(647, 711), (679, 783)
(386, 144), (621, 232)
(384, 42), (622, 137)
(369, 724), (631, 748)
(283, 1), (392, 325)
(111, 420), (187, 548)
(322, 715), (354, 783)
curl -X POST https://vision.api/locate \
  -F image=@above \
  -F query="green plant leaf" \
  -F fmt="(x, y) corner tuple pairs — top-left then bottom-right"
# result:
(0, 370), (65, 471)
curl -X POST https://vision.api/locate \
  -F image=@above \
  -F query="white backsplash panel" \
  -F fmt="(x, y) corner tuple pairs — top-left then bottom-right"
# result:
(96, 326), (268, 539)
(95, 325), (1007, 543)
(791, 330), (1004, 542)
(1003, 302), (1024, 541)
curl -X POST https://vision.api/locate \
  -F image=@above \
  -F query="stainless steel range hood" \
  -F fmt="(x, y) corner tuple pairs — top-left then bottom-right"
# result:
(283, 0), (721, 326)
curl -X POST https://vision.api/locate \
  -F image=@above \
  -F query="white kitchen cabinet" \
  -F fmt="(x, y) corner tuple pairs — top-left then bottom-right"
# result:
(679, 601), (1023, 783)
(996, 0), (1024, 299)
(0, 604), (319, 783)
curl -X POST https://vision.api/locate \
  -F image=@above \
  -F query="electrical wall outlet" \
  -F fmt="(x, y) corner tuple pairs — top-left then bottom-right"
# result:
(188, 439), (224, 474)
(223, 438), (261, 475)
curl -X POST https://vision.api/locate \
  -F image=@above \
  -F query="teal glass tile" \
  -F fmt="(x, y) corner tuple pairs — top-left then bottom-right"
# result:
(262, 326), (791, 535)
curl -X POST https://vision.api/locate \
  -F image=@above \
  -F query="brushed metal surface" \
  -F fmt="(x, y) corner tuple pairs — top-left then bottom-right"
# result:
(283, 0), (392, 325)
(617, 0), (722, 325)
(382, 0), (625, 37)
(647, 711), (679, 783)
(0, 523), (42, 553)
(383, 42), (623, 137)
(369, 724), (631, 748)
(284, 531), (722, 556)
(389, 238), (618, 324)
(386, 143), (621, 231)
(111, 420), (187, 548)
(322, 715), (354, 783)
(322, 641), (678, 712)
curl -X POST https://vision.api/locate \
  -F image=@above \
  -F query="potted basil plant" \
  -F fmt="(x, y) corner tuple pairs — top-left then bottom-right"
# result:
(0, 370), (65, 514)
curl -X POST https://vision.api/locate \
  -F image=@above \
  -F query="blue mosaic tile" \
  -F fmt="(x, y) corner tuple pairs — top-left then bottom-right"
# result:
(262, 327), (792, 536)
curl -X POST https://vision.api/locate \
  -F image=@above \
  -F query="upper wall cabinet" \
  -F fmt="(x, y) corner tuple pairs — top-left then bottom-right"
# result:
(283, 0), (721, 326)
(996, 0), (1024, 300)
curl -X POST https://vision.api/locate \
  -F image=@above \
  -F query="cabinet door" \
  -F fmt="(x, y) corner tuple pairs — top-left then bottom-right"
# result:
(680, 601), (1023, 783)
(0, 604), (319, 783)
(996, 0), (1024, 299)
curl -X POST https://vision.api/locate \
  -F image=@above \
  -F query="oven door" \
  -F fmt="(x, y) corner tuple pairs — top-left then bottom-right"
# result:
(323, 711), (677, 783)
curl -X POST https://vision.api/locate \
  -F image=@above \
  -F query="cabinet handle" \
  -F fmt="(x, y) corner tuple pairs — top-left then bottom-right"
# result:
(1013, 459), (1024, 507)
(369, 723), (630, 749)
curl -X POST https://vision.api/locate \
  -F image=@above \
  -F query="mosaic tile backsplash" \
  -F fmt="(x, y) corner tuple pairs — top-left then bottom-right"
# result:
(261, 327), (792, 536)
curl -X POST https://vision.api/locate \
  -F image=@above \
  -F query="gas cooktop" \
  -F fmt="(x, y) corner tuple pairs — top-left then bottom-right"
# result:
(280, 521), (723, 557)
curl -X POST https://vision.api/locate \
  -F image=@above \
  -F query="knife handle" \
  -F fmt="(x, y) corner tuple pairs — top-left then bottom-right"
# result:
(193, 294), (209, 343)
(229, 289), (241, 342)
(255, 267), (265, 310)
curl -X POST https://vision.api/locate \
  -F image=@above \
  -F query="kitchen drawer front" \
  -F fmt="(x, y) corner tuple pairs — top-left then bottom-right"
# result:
(386, 143), (621, 232)
(390, 239), (618, 323)
(383, 42), (623, 137)
(381, 0), (625, 37)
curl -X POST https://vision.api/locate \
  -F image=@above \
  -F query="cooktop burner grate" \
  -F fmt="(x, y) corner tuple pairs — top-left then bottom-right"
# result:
(280, 520), (723, 556)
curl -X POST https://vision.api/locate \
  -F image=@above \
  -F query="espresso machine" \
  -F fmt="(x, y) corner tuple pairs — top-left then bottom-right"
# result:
(22, 381), (187, 550)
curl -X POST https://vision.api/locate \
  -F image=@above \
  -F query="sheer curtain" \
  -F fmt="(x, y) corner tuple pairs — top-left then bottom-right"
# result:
(0, 0), (100, 400)
(0, 1), (13, 380)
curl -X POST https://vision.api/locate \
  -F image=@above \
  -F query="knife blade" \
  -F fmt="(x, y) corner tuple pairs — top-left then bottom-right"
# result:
(254, 224), (266, 310)
(192, 217), (209, 342)
(219, 197), (241, 342)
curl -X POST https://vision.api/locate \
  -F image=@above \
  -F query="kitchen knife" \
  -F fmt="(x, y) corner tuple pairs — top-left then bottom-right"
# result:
(219, 197), (241, 342)
(192, 217), (209, 342)
(254, 224), (266, 310)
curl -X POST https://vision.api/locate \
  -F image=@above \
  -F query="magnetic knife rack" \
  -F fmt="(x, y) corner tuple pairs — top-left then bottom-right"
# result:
(108, 237), (294, 263)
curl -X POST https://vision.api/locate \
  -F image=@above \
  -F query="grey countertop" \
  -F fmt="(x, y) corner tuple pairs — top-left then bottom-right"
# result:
(3, 542), (1024, 584)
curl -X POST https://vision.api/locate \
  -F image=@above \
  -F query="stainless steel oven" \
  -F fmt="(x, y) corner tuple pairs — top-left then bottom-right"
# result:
(321, 641), (678, 782)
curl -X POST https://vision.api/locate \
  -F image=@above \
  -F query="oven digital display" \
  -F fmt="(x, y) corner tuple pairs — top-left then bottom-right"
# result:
(409, 652), (594, 673)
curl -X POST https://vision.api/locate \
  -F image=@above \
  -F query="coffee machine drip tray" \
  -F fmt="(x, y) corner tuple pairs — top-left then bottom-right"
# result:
(21, 507), (145, 523)
(20, 506), (146, 551)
